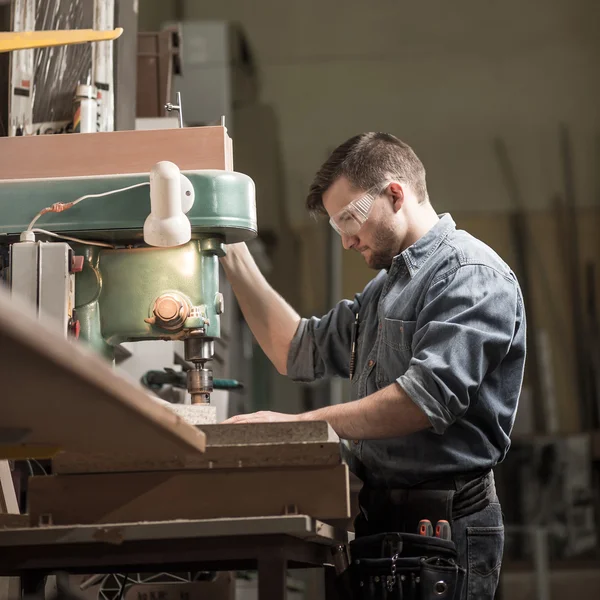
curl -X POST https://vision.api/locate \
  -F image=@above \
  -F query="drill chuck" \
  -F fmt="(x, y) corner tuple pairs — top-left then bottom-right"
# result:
(187, 366), (213, 404)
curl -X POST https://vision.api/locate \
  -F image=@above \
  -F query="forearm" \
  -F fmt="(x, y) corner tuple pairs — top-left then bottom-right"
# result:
(220, 243), (301, 374)
(299, 382), (431, 440)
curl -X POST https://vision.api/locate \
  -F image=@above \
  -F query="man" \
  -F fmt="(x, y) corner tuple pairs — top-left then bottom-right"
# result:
(221, 132), (525, 599)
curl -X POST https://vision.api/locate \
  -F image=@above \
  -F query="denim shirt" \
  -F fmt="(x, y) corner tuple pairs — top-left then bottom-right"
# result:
(287, 214), (526, 488)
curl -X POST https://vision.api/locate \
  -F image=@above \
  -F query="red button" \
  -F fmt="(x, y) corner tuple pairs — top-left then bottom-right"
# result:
(71, 256), (84, 273)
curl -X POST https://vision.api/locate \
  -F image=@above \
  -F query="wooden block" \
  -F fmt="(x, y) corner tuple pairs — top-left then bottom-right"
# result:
(52, 422), (341, 474)
(0, 283), (206, 460)
(28, 464), (350, 525)
(0, 126), (233, 180)
(201, 422), (338, 445)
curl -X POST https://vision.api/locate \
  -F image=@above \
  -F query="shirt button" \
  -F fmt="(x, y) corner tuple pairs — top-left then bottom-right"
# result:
(353, 440), (359, 445)
(368, 359), (375, 368)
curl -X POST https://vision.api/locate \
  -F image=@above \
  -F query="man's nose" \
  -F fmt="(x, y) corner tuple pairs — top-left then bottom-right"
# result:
(341, 233), (357, 250)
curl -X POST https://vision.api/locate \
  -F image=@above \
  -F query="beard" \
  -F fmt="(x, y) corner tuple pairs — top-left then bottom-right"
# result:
(360, 227), (401, 270)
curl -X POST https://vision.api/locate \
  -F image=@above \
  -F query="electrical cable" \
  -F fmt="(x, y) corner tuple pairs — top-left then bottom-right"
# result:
(26, 181), (150, 231)
(30, 228), (115, 248)
(31, 458), (48, 475)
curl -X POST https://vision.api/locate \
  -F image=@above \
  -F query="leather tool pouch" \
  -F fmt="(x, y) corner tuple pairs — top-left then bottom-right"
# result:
(337, 532), (465, 600)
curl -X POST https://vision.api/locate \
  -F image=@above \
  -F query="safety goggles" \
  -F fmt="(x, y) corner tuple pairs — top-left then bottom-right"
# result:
(329, 183), (389, 236)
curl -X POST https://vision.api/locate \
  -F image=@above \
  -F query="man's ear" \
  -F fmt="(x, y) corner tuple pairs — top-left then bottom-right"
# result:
(388, 182), (404, 213)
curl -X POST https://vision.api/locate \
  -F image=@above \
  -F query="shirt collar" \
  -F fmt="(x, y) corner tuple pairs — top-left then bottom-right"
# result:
(395, 213), (456, 277)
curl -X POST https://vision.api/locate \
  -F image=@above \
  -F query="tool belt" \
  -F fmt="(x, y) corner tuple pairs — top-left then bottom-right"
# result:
(338, 532), (465, 599)
(335, 470), (495, 599)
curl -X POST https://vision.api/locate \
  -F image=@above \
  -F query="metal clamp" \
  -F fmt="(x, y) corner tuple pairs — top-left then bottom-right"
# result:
(165, 91), (184, 128)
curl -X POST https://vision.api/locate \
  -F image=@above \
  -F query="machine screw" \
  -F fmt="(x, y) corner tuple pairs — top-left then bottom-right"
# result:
(146, 293), (189, 330)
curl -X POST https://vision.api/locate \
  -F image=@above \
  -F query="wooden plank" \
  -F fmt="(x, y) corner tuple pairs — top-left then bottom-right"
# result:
(52, 422), (341, 474)
(0, 283), (206, 460)
(0, 126), (233, 180)
(28, 464), (350, 525)
(53, 440), (342, 474)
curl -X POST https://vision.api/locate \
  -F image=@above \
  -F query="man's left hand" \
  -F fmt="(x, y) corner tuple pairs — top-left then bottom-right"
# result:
(222, 411), (301, 424)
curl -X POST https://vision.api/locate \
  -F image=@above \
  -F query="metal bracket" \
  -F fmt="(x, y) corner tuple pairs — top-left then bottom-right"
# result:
(165, 91), (184, 128)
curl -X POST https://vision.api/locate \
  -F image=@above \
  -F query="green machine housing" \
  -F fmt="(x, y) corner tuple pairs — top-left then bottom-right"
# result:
(0, 168), (257, 403)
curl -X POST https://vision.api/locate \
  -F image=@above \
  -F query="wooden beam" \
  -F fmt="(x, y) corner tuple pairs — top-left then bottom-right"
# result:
(0, 126), (233, 180)
(28, 464), (350, 525)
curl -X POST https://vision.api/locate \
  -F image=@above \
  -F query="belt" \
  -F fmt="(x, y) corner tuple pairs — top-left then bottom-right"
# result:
(399, 469), (492, 491)
(357, 470), (496, 535)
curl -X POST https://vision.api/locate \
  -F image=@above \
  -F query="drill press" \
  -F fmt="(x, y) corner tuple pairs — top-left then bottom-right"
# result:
(0, 161), (257, 405)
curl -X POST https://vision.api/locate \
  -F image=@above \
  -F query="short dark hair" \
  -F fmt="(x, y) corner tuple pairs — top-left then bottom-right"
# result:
(306, 132), (428, 216)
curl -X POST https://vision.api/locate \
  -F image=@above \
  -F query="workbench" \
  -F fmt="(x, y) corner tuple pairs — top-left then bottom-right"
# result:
(0, 515), (352, 600)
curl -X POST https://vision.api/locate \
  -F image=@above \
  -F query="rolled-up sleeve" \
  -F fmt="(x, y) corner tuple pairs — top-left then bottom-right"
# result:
(397, 264), (520, 434)
(286, 296), (359, 382)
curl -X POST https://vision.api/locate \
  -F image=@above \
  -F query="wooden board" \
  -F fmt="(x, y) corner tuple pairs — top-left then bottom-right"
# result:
(53, 440), (342, 474)
(0, 126), (233, 180)
(0, 284), (206, 460)
(53, 421), (342, 474)
(28, 464), (351, 525)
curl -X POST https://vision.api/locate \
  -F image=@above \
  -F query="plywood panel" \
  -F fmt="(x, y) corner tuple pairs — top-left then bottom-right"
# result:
(28, 464), (351, 525)
(0, 284), (206, 460)
(0, 126), (233, 180)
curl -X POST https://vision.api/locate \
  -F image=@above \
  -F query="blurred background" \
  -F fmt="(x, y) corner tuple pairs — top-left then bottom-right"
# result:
(1, 1), (599, 598)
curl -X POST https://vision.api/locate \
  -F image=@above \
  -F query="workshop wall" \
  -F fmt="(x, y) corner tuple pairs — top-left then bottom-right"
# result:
(139, 0), (600, 429)
(140, 0), (599, 219)
(140, 0), (599, 283)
